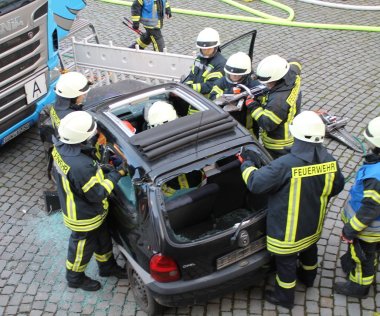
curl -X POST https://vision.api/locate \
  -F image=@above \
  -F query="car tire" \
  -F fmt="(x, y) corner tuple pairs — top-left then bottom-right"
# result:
(127, 263), (164, 316)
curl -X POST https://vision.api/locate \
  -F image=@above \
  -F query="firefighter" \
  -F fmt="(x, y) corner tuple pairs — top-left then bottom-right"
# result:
(184, 28), (226, 98)
(209, 52), (261, 136)
(51, 71), (91, 134)
(246, 55), (302, 159)
(238, 111), (344, 309)
(52, 111), (128, 291)
(334, 116), (380, 299)
(129, 0), (172, 52)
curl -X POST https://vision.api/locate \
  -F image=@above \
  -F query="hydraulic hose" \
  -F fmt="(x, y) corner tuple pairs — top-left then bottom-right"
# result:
(97, 0), (380, 32)
(296, 0), (380, 11)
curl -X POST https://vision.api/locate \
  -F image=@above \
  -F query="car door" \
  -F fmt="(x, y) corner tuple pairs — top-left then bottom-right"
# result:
(220, 29), (257, 62)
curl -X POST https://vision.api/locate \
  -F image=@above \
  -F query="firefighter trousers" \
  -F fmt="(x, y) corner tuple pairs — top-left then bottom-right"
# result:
(137, 28), (165, 52)
(344, 239), (378, 287)
(274, 243), (318, 304)
(66, 221), (117, 283)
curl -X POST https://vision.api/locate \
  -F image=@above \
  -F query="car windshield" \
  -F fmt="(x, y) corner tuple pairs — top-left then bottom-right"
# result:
(0, 0), (35, 16)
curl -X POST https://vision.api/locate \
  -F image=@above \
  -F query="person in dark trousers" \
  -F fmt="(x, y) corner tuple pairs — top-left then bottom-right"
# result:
(129, 0), (171, 52)
(209, 52), (261, 137)
(238, 111), (345, 309)
(184, 27), (226, 102)
(334, 116), (380, 299)
(52, 111), (128, 291)
(246, 55), (302, 159)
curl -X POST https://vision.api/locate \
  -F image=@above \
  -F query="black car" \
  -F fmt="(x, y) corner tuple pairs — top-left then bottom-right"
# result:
(82, 81), (273, 315)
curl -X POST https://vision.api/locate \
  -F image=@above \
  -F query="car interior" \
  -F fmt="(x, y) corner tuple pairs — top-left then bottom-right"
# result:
(162, 154), (268, 243)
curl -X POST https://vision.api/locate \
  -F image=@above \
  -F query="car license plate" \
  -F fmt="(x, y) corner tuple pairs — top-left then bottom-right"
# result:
(24, 73), (47, 104)
(216, 236), (266, 270)
(2, 123), (30, 145)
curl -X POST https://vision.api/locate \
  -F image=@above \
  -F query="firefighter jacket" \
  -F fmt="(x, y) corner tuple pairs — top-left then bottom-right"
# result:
(50, 96), (83, 134)
(341, 154), (380, 243)
(250, 60), (302, 152)
(131, 0), (170, 29)
(52, 140), (121, 232)
(241, 140), (345, 255)
(184, 51), (226, 96)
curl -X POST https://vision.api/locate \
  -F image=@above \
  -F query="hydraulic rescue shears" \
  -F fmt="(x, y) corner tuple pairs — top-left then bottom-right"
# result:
(316, 110), (363, 153)
(122, 17), (143, 35)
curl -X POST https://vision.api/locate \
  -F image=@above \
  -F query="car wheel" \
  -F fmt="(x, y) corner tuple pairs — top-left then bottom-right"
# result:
(127, 264), (164, 316)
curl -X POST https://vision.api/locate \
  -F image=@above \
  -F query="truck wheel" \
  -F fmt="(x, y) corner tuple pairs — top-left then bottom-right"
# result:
(127, 264), (164, 316)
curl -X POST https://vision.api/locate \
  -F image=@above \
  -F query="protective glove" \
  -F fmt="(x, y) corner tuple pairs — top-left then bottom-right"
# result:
(245, 96), (261, 113)
(165, 7), (172, 18)
(101, 164), (115, 174)
(236, 147), (263, 168)
(132, 21), (139, 30)
(117, 161), (129, 177)
(341, 223), (356, 243)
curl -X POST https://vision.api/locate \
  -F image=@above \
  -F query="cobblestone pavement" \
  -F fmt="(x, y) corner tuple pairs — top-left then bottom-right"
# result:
(1, 0), (380, 315)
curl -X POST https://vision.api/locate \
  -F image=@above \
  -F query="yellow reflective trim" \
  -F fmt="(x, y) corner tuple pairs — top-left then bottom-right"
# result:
(242, 166), (257, 184)
(267, 233), (320, 254)
(150, 35), (159, 52)
(136, 38), (148, 48)
(276, 275), (296, 289)
(364, 190), (380, 204)
(261, 132), (294, 150)
(318, 173), (335, 232)
(348, 243), (373, 285)
(251, 107), (263, 121)
(62, 178), (76, 221)
(82, 169), (114, 194)
(285, 177), (301, 242)
(162, 183), (177, 196)
(52, 147), (70, 175)
(94, 251), (113, 262)
(63, 211), (107, 232)
(66, 260), (87, 272)
(178, 174), (189, 189)
(289, 61), (302, 71)
(211, 86), (224, 99)
(205, 72), (223, 81)
(73, 239), (86, 272)
(350, 216), (368, 232)
(193, 83), (201, 93)
(50, 107), (60, 129)
(131, 15), (140, 21)
(300, 262), (318, 270)
(291, 161), (337, 179)
(262, 109), (282, 125)
(286, 75), (301, 107)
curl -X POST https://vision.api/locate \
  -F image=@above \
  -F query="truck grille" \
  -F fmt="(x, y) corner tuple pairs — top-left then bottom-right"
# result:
(0, 54), (40, 82)
(0, 26), (39, 54)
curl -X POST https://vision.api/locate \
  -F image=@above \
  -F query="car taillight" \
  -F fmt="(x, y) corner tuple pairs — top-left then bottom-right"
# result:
(150, 254), (180, 282)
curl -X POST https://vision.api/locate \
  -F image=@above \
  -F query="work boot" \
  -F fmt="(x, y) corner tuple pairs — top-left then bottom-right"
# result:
(334, 281), (370, 299)
(264, 290), (294, 310)
(99, 264), (128, 279)
(68, 275), (101, 291)
(297, 267), (315, 288)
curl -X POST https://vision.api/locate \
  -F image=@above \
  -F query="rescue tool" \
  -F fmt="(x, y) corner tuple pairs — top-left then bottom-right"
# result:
(317, 111), (363, 153)
(214, 83), (268, 112)
(123, 17), (143, 35)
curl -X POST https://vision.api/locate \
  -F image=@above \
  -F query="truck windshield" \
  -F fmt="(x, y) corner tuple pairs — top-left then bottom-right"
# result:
(0, 0), (35, 16)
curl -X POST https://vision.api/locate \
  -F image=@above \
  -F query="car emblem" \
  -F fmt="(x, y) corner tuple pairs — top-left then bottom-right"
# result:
(28, 31), (34, 39)
(238, 230), (250, 248)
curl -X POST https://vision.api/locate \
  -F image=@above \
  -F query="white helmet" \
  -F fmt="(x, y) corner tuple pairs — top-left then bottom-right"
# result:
(363, 117), (380, 148)
(224, 52), (252, 84)
(58, 111), (97, 144)
(55, 72), (91, 99)
(289, 111), (325, 143)
(196, 28), (220, 49)
(256, 55), (290, 83)
(147, 101), (178, 128)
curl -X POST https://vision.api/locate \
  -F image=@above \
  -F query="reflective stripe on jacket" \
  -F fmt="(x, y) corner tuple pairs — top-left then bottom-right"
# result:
(185, 52), (226, 96)
(52, 143), (120, 232)
(131, 0), (169, 29)
(251, 60), (302, 151)
(241, 146), (344, 255)
(342, 160), (380, 242)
